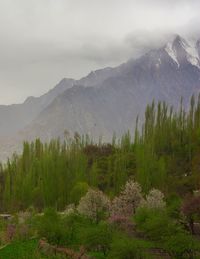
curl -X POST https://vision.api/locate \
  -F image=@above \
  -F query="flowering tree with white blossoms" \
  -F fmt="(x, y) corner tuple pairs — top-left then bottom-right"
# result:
(140, 189), (166, 209)
(77, 189), (110, 223)
(110, 180), (143, 217)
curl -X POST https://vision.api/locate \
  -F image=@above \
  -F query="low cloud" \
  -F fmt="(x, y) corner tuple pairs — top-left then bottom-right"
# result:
(0, 0), (200, 104)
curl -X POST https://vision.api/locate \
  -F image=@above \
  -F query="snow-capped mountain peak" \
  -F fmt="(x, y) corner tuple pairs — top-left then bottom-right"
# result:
(165, 35), (200, 69)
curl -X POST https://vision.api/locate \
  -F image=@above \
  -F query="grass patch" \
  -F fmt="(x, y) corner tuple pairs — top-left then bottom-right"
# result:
(0, 239), (63, 259)
(0, 239), (41, 259)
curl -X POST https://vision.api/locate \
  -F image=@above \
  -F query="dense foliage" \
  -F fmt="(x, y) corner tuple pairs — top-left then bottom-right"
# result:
(1, 96), (200, 257)
(1, 96), (200, 212)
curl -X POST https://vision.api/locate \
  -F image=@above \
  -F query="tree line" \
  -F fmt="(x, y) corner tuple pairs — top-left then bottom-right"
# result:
(1, 95), (200, 212)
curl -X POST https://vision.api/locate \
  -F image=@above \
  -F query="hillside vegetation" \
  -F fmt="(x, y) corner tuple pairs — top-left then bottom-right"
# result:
(0, 96), (200, 257)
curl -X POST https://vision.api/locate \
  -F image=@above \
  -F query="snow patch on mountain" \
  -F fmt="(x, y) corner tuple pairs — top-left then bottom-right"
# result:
(180, 39), (200, 68)
(165, 36), (200, 69)
(165, 41), (179, 67)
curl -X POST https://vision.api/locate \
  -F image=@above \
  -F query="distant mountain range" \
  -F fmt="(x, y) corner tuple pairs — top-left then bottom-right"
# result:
(1, 35), (200, 161)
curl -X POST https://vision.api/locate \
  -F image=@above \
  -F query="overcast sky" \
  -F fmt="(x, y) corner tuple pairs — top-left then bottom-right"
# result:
(0, 0), (200, 104)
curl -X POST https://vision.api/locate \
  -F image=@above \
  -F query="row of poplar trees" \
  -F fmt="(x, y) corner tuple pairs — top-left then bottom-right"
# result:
(0, 95), (200, 212)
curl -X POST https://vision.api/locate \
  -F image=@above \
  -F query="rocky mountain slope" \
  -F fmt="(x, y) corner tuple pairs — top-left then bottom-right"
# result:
(1, 35), (200, 160)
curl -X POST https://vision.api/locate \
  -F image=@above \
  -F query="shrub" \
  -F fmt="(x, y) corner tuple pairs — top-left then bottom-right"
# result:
(108, 215), (134, 235)
(70, 182), (89, 205)
(166, 194), (181, 219)
(61, 212), (91, 246)
(108, 236), (152, 259)
(134, 207), (200, 256)
(134, 207), (181, 242)
(82, 222), (112, 255)
(164, 232), (200, 258)
(37, 208), (66, 245)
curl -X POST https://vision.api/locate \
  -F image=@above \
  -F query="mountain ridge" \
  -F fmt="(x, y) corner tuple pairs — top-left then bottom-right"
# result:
(1, 35), (200, 161)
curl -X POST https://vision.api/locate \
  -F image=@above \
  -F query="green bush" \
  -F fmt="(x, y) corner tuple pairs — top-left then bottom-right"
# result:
(166, 194), (182, 219)
(134, 207), (181, 242)
(61, 212), (91, 246)
(82, 222), (112, 255)
(108, 236), (152, 259)
(70, 182), (89, 205)
(164, 232), (200, 258)
(134, 207), (200, 257)
(37, 208), (66, 245)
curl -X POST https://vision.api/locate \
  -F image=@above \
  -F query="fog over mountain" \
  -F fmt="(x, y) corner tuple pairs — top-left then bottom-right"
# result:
(1, 35), (200, 161)
(0, 0), (200, 105)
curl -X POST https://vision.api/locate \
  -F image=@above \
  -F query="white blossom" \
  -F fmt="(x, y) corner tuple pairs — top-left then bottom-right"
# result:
(111, 180), (143, 217)
(77, 189), (110, 222)
(140, 189), (166, 209)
